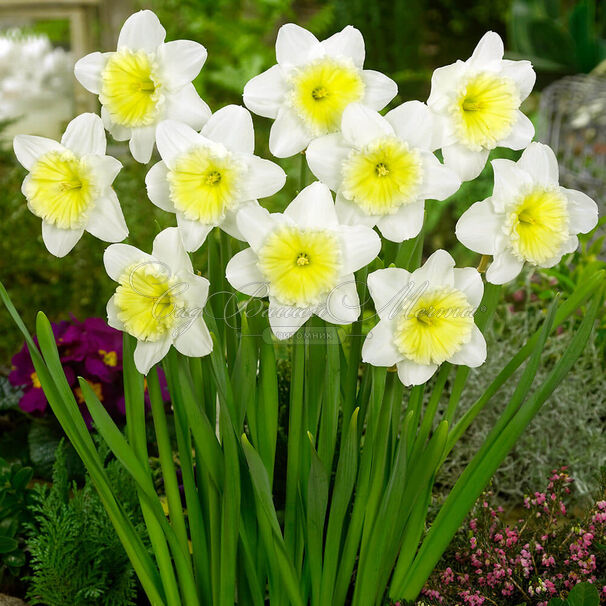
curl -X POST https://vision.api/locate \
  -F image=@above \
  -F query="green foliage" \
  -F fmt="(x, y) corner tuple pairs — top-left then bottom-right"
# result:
(0, 457), (34, 586)
(548, 582), (601, 605)
(26, 442), (142, 606)
(508, 0), (606, 73)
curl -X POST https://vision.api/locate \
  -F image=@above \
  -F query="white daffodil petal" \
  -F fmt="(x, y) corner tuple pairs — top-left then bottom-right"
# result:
(145, 161), (175, 212)
(335, 192), (378, 227)
(155, 120), (205, 168)
(41, 222), (83, 258)
(159, 40), (207, 90)
(491, 159), (534, 205)
(86, 190), (128, 242)
(442, 143), (489, 182)
(562, 187), (598, 234)
(181, 273), (210, 309)
(497, 111), (534, 150)
(268, 299), (313, 340)
(341, 102), (394, 148)
(202, 105), (254, 154)
(220, 207), (247, 240)
(61, 113), (106, 156)
(165, 83), (211, 131)
(74, 52), (109, 94)
(427, 62), (465, 111)
(104, 243), (151, 281)
(320, 25), (365, 67)
(134, 337), (172, 376)
(174, 316), (213, 357)
(367, 267), (412, 321)
(485, 250), (524, 284)
(385, 101), (435, 151)
(448, 325), (486, 367)
(284, 181), (339, 228)
(453, 267), (484, 308)
(376, 200), (425, 242)
(397, 359), (438, 386)
(421, 154), (461, 200)
(129, 126), (157, 164)
(243, 65), (287, 119)
(226, 248), (268, 297)
(276, 23), (319, 66)
(306, 134), (351, 191)
(361, 70), (398, 111)
(240, 156), (286, 200)
(13, 135), (63, 170)
(85, 155), (122, 190)
(411, 249), (456, 288)
(117, 10), (166, 52)
(518, 142), (559, 186)
(362, 319), (401, 367)
(101, 106), (130, 141)
(152, 227), (193, 274)
(235, 205), (279, 252)
(106, 296), (125, 331)
(269, 107), (311, 158)
(469, 31), (504, 68)
(176, 214), (213, 252)
(318, 274), (360, 325)
(455, 199), (500, 255)
(340, 225), (381, 273)
(501, 59), (536, 100)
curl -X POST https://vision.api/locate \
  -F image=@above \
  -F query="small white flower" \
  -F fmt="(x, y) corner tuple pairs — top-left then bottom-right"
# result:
(456, 142), (599, 284)
(13, 113), (127, 257)
(243, 23), (397, 158)
(104, 227), (213, 375)
(225, 182), (381, 339)
(306, 102), (461, 242)
(74, 10), (210, 164)
(428, 31), (536, 181)
(363, 250), (486, 386)
(146, 105), (286, 251)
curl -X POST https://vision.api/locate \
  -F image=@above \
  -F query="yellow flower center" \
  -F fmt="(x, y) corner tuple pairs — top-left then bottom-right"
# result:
(258, 226), (342, 307)
(114, 262), (179, 342)
(30, 372), (41, 389)
(98, 349), (118, 367)
(167, 146), (243, 224)
(506, 187), (569, 265)
(341, 137), (424, 215)
(289, 58), (365, 135)
(451, 72), (519, 150)
(24, 150), (97, 229)
(394, 287), (474, 366)
(75, 380), (103, 404)
(100, 49), (162, 128)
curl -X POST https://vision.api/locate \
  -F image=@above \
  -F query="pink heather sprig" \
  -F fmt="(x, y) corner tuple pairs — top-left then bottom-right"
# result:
(420, 468), (606, 605)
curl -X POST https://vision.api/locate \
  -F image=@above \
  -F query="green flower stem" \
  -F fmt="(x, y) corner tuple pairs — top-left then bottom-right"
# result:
(444, 281), (501, 425)
(147, 367), (189, 557)
(122, 335), (183, 606)
(284, 335), (305, 569)
(299, 152), (308, 191)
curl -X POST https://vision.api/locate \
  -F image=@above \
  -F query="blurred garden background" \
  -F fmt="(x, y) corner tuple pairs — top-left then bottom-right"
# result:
(0, 0), (604, 603)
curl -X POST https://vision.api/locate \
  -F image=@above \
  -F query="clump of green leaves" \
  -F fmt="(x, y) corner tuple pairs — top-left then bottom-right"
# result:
(26, 442), (142, 606)
(548, 582), (601, 605)
(0, 457), (34, 590)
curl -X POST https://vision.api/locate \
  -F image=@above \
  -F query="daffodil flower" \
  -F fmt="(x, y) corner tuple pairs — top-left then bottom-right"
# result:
(74, 10), (210, 164)
(428, 31), (536, 181)
(225, 182), (381, 339)
(243, 23), (397, 158)
(362, 250), (486, 386)
(306, 102), (461, 242)
(104, 227), (212, 374)
(146, 106), (286, 251)
(13, 113), (127, 258)
(456, 142), (598, 285)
